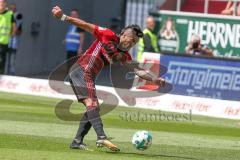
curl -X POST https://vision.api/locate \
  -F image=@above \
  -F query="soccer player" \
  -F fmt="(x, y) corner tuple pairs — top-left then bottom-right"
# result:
(52, 6), (165, 152)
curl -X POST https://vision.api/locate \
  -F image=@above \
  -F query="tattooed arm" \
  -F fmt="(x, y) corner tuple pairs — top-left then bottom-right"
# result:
(121, 61), (166, 87)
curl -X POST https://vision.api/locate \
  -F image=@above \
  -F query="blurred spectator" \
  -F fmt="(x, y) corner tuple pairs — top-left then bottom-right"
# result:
(221, 0), (240, 16)
(0, 0), (16, 74)
(137, 16), (159, 61)
(65, 9), (85, 71)
(7, 3), (23, 75)
(185, 34), (213, 57)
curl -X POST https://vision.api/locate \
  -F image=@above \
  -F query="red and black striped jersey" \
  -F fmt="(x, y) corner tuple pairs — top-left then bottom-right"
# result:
(77, 25), (132, 76)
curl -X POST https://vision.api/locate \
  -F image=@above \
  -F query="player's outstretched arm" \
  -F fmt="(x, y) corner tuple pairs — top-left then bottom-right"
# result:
(135, 68), (166, 87)
(52, 6), (94, 34)
(122, 61), (166, 87)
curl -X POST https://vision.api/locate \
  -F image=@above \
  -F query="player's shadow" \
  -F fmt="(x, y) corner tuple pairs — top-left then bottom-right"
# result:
(103, 151), (199, 160)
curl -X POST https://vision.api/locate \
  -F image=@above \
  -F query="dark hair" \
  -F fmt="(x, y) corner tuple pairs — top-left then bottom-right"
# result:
(121, 24), (143, 38)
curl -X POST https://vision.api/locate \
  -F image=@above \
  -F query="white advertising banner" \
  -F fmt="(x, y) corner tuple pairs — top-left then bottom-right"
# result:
(0, 73), (239, 119)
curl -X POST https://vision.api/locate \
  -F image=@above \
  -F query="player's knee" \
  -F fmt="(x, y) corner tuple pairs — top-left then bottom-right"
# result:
(83, 98), (93, 107)
(92, 101), (98, 107)
(84, 99), (99, 110)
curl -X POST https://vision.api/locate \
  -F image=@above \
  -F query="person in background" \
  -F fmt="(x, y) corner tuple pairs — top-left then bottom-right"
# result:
(137, 16), (159, 61)
(7, 3), (23, 75)
(185, 34), (213, 57)
(221, 0), (240, 16)
(0, 0), (16, 74)
(65, 9), (85, 71)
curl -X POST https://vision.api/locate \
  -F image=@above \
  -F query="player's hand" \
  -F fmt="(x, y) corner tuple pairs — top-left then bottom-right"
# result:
(153, 77), (166, 87)
(52, 6), (63, 19)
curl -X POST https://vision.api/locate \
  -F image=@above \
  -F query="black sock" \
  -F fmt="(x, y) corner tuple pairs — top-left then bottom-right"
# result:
(86, 106), (106, 139)
(74, 112), (92, 143)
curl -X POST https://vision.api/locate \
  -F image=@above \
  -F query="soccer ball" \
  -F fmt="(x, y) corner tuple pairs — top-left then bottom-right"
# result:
(131, 130), (152, 150)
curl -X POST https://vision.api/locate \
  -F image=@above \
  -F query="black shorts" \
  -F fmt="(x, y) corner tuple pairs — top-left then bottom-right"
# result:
(69, 65), (98, 103)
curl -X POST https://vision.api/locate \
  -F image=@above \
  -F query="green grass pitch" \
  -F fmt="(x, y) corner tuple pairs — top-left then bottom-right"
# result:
(0, 91), (239, 160)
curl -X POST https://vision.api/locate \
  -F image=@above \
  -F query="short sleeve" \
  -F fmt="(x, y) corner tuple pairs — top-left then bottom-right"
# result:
(93, 25), (116, 41)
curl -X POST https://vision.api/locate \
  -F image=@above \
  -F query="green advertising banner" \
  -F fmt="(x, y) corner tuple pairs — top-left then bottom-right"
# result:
(151, 10), (240, 59)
